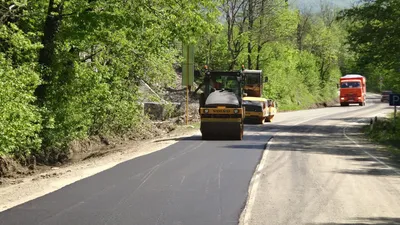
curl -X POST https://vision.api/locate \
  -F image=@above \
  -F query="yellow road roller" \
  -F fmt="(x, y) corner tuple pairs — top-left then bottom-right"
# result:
(199, 68), (246, 140)
(243, 96), (277, 124)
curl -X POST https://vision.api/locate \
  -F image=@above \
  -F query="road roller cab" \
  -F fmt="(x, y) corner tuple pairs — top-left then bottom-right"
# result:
(199, 69), (246, 140)
(243, 69), (267, 97)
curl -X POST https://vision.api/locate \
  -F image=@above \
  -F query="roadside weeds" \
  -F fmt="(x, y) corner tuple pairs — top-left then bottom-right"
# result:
(363, 116), (400, 161)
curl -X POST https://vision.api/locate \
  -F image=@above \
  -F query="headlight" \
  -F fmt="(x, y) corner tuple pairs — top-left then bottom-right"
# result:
(358, 97), (362, 99)
(340, 97), (345, 100)
(204, 109), (209, 114)
(233, 109), (239, 114)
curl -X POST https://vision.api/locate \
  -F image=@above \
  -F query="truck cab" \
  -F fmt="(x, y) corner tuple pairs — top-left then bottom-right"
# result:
(339, 74), (366, 106)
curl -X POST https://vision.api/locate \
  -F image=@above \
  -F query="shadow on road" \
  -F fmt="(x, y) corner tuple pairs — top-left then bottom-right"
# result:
(309, 217), (400, 225)
(155, 116), (400, 177)
(240, 121), (400, 177)
(334, 168), (399, 176)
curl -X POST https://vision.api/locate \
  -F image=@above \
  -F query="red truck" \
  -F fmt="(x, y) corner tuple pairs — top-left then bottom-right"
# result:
(339, 74), (366, 106)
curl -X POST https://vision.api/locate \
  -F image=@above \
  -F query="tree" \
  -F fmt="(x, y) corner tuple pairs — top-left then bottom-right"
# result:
(341, 0), (400, 91)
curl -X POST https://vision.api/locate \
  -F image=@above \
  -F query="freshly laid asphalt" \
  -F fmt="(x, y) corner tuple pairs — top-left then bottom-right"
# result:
(0, 127), (269, 225)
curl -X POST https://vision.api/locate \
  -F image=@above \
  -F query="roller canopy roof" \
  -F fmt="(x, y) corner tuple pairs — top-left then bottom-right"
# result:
(205, 91), (239, 106)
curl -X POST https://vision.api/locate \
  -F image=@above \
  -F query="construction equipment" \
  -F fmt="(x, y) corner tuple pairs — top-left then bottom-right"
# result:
(199, 67), (246, 140)
(243, 69), (268, 97)
(243, 96), (277, 124)
(242, 68), (277, 124)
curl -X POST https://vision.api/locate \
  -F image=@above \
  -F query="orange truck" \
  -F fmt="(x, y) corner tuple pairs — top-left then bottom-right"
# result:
(339, 74), (366, 106)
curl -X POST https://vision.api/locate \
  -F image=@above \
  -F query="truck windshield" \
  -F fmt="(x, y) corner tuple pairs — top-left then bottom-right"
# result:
(341, 82), (361, 88)
(245, 74), (260, 85)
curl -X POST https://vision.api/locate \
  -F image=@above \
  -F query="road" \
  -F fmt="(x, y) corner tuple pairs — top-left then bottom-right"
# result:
(0, 94), (399, 225)
(241, 94), (400, 225)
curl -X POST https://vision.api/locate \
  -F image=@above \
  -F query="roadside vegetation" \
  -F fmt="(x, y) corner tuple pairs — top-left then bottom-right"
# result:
(341, 0), (400, 156)
(195, 0), (349, 111)
(0, 0), (367, 167)
(340, 0), (400, 93)
(364, 115), (400, 158)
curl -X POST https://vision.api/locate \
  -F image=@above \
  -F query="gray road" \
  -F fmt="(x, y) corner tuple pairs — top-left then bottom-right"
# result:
(242, 94), (400, 225)
(0, 124), (270, 225)
(0, 94), (398, 225)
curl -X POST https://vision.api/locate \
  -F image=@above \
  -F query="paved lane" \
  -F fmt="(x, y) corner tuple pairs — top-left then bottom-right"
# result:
(0, 127), (269, 225)
(241, 94), (400, 225)
(1, 94), (397, 225)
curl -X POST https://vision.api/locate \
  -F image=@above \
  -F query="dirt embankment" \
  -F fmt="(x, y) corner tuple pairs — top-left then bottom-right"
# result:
(0, 77), (204, 211)
(0, 123), (201, 212)
(0, 87), (200, 184)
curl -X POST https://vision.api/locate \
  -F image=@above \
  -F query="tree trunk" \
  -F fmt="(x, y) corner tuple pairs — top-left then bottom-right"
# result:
(256, 45), (262, 70)
(247, 0), (254, 69)
(256, 0), (265, 70)
(35, 0), (63, 102)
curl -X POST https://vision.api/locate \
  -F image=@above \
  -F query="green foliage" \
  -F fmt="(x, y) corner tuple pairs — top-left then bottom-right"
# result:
(0, 0), (357, 162)
(260, 42), (336, 110)
(0, 0), (219, 161)
(195, 0), (346, 109)
(0, 8), (43, 156)
(195, 29), (231, 70)
(0, 54), (41, 156)
(341, 0), (400, 92)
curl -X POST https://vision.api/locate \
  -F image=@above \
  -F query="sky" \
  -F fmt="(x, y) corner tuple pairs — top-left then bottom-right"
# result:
(289, 0), (357, 11)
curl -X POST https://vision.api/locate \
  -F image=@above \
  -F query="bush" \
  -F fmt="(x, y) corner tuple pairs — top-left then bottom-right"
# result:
(260, 43), (338, 110)
(0, 54), (41, 157)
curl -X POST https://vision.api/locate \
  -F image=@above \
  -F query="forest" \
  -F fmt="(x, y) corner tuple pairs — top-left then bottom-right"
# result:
(0, 0), (399, 162)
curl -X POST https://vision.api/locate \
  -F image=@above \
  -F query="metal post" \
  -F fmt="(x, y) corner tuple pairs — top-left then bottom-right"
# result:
(186, 85), (189, 125)
(394, 106), (397, 131)
(186, 45), (189, 125)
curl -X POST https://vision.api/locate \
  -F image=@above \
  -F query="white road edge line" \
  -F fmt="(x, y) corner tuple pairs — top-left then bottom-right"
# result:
(239, 137), (273, 225)
(343, 123), (400, 175)
(239, 112), (336, 225)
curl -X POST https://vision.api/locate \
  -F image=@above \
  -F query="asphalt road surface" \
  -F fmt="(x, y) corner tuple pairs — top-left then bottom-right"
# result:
(241, 94), (400, 225)
(1, 94), (399, 225)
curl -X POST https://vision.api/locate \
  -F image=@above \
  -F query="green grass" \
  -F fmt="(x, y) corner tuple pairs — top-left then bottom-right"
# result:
(364, 115), (400, 159)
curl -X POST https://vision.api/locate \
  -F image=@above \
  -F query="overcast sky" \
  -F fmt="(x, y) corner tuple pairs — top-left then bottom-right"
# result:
(289, 0), (357, 11)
